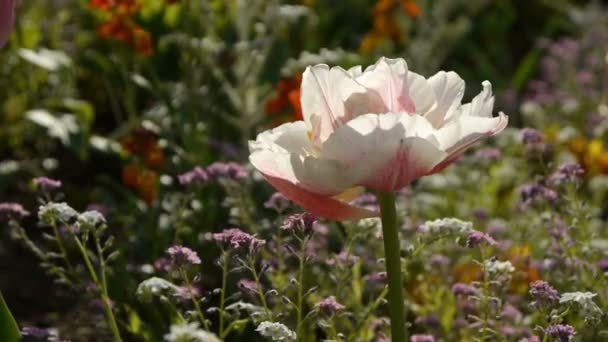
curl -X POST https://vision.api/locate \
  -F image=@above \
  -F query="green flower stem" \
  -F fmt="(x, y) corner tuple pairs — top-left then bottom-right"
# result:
(179, 268), (210, 331)
(376, 191), (407, 342)
(73, 237), (122, 342)
(219, 251), (230, 336)
(51, 219), (74, 274)
(249, 258), (272, 320)
(295, 238), (306, 340)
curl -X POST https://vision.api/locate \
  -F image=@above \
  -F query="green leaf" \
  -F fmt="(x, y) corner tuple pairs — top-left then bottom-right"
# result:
(0, 291), (20, 342)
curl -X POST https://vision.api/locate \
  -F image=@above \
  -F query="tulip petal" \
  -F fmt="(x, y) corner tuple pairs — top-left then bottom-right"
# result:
(322, 112), (447, 191)
(301, 65), (383, 145)
(249, 121), (356, 195)
(430, 112), (508, 173)
(261, 174), (378, 220)
(424, 71), (465, 127)
(357, 58), (414, 112)
(356, 58), (437, 115)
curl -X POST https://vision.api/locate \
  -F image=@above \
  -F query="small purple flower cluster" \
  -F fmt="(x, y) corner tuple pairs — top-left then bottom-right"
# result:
(475, 147), (502, 163)
(529, 280), (559, 309)
(521, 128), (544, 144)
(206, 162), (247, 180)
(33, 176), (62, 191)
(410, 335), (435, 342)
(519, 183), (557, 209)
(166, 245), (201, 266)
(212, 228), (265, 252)
(314, 296), (345, 316)
(264, 192), (292, 213)
(0, 202), (30, 220)
(178, 162), (247, 185)
(281, 212), (317, 237)
(545, 324), (576, 342)
(466, 231), (497, 248)
(548, 163), (584, 186)
(452, 283), (478, 297)
(178, 166), (209, 185)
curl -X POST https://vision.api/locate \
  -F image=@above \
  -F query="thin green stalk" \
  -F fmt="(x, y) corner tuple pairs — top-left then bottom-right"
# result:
(73, 237), (122, 342)
(219, 251), (230, 336)
(51, 220), (74, 274)
(179, 268), (210, 330)
(295, 238), (306, 340)
(249, 258), (272, 320)
(376, 191), (407, 342)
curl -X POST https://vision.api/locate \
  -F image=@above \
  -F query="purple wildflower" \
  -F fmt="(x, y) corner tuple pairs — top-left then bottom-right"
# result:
(548, 163), (584, 185)
(430, 254), (450, 268)
(206, 162), (247, 180)
(326, 251), (359, 267)
(475, 147), (502, 162)
(410, 335), (435, 342)
(238, 279), (258, 294)
(154, 257), (171, 272)
(452, 283), (479, 297)
(0, 202), (30, 220)
(33, 176), (62, 191)
(529, 280), (559, 308)
(352, 193), (379, 212)
(281, 212), (317, 237)
(264, 192), (292, 213)
(466, 231), (497, 248)
(208, 139), (240, 159)
(520, 183), (557, 208)
(545, 324), (576, 342)
(175, 285), (201, 301)
(166, 245), (201, 266)
(315, 296), (345, 316)
(473, 208), (490, 221)
(518, 336), (541, 342)
(212, 228), (265, 252)
(521, 128), (544, 144)
(598, 259), (608, 272)
(501, 304), (522, 321)
(21, 326), (54, 339)
(415, 314), (440, 327)
(368, 272), (387, 285)
(178, 166), (208, 185)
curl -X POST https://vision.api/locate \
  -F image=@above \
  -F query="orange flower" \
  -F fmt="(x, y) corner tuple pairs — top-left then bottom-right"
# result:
(97, 17), (132, 44)
(507, 245), (540, 294)
(121, 163), (159, 204)
(132, 26), (153, 57)
(401, 0), (421, 18)
(90, 0), (140, 15)
(265, 74), (303, 125)
(361, 0), (419, 53)
(122, 163), (140, 188)
(91, 0), (152, 56)
(121, 128), (164, 170)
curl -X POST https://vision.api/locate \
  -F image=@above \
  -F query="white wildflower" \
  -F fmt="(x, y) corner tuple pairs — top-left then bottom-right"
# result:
(38, 202), (78, 225)
(278, 5), (310, 22)
(256, 321), (296, 342)
(78, 210), (106, 227)
(560, 291), (603, 323)
(418, 218), (473, 235)
(164, 322), (221, 342)
(485, 259), (515, 275)
(136, 277), (180, 303)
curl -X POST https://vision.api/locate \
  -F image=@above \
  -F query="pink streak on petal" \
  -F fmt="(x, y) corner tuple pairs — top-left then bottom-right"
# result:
(262, 175), (378, 221)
